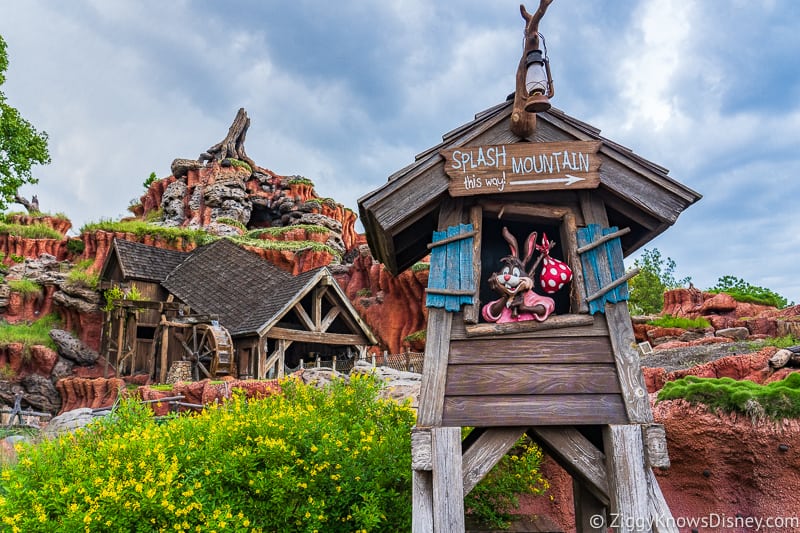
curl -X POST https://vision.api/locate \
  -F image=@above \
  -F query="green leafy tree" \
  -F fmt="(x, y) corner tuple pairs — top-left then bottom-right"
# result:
(628, 248), (691, 315)
(708, 275), (791, 308)
(142, 171), (157, 190)
(0, 35), (50, 210)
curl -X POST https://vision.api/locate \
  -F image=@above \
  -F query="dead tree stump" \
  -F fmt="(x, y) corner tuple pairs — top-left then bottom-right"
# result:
(198, 107), (257, 170)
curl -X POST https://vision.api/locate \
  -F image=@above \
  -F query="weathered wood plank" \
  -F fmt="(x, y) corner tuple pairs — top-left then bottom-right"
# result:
(561, 212), (588, 313)
(528, 427), (609, 505)
(442, 395), (628, 426)
(450, 312), (609, 340)
(417, 199), (462, 427)
(445, 364), (620, 396)
(446, 364), (621, 396)
(449, 336), (615, 365)
(605, 302), (653, 424)
(463, 313), (595, 337)
(603, 425), (651, 533)
(642, 424), (670, 470)
(432, 427), (465, 532)
(412, 470), (435, 533)
(462, 428), (526, 496)
(412, 427), (433, 471)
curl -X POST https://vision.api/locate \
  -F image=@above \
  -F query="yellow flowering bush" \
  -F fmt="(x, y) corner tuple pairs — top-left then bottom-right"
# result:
(0, 376), (549, 532)
(0, 376), (415, 532)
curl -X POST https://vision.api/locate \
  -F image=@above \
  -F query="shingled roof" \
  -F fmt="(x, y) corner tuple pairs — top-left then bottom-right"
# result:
(107, 239), (191, 282)
(161, 239), (326, 337)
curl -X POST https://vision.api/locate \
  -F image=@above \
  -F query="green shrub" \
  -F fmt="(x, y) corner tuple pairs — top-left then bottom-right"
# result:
(143, 171), (158, 190)
(215, 217), (247, 231)
(411, 262), (430, 273)
(464, 432), (549, 529)
(102, 283), (146, 312)
(9, 254), (22, 264)
(7, 279), (42, 297)
(232, 236), (340, 259)
(0, 314), (60, 353)
(143, 208), (163, 223)
(226, 159), (253, 173)
(403, 330), (426, 344)
(65, 238), (85, 256)
(66, 261), (99, 290)
(647, 315), (710, 329)
(747, 335), (800, 351)
(246, 224), (330, 239)
(0, 221), (62, 240)
(287, 177), (315, 187)
(707, 275), (791, 308)
(657, 374), (800, 420)
(80, 219), (215, 247)
(356, 288), (372, 297)
(0, 376), (416, 532)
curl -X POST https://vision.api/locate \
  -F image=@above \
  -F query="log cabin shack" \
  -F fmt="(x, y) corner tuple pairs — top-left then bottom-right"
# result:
(358, 6), (700, 529)
(99, 238), (376, 383)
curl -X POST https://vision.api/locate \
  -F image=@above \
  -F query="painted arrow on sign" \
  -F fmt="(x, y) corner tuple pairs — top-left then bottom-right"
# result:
(511, 174), (586, 187)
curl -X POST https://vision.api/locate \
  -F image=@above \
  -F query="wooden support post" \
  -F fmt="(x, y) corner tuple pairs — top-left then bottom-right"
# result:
(603, 425), (651, 533)
(159, 320), (170, 383)
(431, 427), (464, 532)
(645, 468), (678, 533)
(605, 302), (653, 424)
(413, 471), (435, 533)
(573, 479), (606, 533)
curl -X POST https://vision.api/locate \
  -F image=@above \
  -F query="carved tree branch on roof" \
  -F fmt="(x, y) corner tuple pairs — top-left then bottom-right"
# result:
(198, 108), (257, 170)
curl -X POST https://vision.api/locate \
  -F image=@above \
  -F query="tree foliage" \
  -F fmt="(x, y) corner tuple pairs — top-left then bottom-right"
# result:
(0, 35), (50, 210)
(628, 248), (691, 315)
(708, 275), (791, 309)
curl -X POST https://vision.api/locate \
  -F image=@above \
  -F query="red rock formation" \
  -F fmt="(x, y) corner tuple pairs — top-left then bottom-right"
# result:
(334, 251), (429, 353)
(0, 235), (68, 264)
(137, 379), (281, 416)
(55, 377), (125, 414)
(56, 307), (103, 352)
(5, 214), (72, 236)
(0, 343), (58, 379)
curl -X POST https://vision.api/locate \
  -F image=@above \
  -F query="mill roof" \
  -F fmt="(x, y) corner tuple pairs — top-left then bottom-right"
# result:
(161, 239), (327, 337)
(105, 239), (190, 282)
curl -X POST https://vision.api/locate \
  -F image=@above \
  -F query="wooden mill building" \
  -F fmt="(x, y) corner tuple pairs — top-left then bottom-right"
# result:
(99, 238), (376, 381)
(359, 96), (700, 532)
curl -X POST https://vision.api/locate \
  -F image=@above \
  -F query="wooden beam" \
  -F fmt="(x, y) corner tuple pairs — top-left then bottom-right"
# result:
(577, 227), (631, 254)
(642, 424), (670, 470)
(449, 336), (615, 365)
(586, 268), (639, 302)
(603, 425), (650, 533)
(462, 428), (525, 496)
(432, 427), (465, 532)
(464, 313), (594, 337)
(292, 302), (315, 331)
(312, 287), (323, 330)
(562, 211), (588, 313)
(446, 364), (621, 396)
(529, 427), (610, 506)
(319, 307), (341, 333)
(267, 326), (367, 345)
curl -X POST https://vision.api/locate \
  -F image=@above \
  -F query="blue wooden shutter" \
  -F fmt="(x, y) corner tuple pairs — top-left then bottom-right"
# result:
(426, 223), (475, 312)
(576, 224), (630, 314)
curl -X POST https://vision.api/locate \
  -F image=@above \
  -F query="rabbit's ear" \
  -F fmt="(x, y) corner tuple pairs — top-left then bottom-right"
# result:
(502, 227), (519, 258)
(522, 231), (538, 267)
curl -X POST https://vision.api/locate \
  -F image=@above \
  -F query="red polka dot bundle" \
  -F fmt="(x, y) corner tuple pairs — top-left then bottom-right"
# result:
(540, 255), (573, 293)
(535, 232), (573, 294)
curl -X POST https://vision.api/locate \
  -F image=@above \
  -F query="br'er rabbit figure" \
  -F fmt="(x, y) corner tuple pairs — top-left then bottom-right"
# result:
(481, 227), (555, 323)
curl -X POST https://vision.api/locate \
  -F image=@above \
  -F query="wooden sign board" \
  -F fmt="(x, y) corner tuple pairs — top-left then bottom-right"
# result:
(441, 141), (601, 197)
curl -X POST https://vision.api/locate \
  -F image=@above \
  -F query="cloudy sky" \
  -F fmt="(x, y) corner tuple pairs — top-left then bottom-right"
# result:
(2, 1), (799, 303)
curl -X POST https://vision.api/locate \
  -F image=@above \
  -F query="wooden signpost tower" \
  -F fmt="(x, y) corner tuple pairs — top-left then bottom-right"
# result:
(359, 3), (701, 531)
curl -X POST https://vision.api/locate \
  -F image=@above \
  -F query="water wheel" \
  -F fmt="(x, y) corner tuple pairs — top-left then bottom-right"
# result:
(178, 323), (235, 380)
